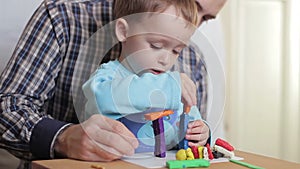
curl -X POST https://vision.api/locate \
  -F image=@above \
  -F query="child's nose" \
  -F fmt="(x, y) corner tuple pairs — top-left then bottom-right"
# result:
(158, 52), (170, 66)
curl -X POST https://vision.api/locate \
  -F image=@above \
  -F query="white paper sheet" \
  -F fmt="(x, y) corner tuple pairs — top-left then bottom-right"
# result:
(122, 150), (244, 168)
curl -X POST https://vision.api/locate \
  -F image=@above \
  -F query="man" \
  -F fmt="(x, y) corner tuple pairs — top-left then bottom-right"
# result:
(0, 0), (226, 168)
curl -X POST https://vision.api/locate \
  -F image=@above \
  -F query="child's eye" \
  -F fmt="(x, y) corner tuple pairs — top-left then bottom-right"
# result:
(150, 43), (163, 49)
(172, 49), (181, 55)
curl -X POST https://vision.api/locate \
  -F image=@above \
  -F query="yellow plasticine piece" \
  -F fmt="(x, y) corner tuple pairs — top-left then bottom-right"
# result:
(198, 146), (204, 159)
(186, 148), (195, 160)
(176, 149), (187, 160)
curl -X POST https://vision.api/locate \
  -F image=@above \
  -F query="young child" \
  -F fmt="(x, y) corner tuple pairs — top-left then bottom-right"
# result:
(82, 0), (210, 153)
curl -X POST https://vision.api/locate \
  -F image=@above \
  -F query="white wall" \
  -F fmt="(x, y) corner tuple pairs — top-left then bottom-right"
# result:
(220, 0), (300, 163)
(0, 1), (42, 73)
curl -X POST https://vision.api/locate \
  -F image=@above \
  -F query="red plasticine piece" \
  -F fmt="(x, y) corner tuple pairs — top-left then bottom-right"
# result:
(206, 144), (214, 160)
(191, 146), (199, 159)
(215, 138), (234, 151)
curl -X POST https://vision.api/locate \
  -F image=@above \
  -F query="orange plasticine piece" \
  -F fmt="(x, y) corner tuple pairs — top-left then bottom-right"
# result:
(184, 106), (191, 114)
(144, 110), (174, 121)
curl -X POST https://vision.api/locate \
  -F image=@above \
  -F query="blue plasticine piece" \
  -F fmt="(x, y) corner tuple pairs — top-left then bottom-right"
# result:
(179, 113), (189, 149)
(166, 159), (210, 169)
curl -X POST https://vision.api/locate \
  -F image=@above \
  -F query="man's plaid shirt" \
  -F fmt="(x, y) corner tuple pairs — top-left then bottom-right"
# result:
(0, 0), (207, 162)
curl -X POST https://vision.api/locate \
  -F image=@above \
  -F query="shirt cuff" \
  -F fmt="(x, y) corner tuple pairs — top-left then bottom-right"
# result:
(29, 118), (69, 159)
(50, 123), (73, 159)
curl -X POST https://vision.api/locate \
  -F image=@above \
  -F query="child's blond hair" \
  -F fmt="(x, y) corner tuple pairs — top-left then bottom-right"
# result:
(113, 0), (199, 26)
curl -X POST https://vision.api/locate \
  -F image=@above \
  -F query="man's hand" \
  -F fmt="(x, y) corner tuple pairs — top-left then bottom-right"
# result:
(54, 114), (139, 161)
(180, 73), (197, 110)
(185, 120), (210, 147)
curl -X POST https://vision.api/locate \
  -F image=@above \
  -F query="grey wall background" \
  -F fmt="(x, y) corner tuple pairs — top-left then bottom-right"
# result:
(0, 1), (42, 73)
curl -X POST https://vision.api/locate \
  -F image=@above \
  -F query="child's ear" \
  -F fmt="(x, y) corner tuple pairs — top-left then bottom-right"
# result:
(115, 18), (129, 42)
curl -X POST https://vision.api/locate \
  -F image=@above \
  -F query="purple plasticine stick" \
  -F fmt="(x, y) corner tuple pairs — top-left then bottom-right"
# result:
(153, 117), (166, 157)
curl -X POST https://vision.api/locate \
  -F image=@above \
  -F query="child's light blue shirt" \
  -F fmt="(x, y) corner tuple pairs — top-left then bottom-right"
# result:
(82, 60), (202, 152)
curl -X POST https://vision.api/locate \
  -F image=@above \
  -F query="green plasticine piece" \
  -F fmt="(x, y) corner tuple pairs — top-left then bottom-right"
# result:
(229, 159), (265, 169)
(166, 159), (210, 169)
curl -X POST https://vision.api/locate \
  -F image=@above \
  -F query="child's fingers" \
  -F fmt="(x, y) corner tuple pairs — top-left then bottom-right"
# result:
(185, 131), (208, 141)
(187, 127), (203, 134)
(188, 140), (207, 147)
(187, 120), (205, 129)
(185, 133), (201, 141)
(180, 73), (197, 106)
(186, 133), (208, 147)
(187, 121), (209, 135)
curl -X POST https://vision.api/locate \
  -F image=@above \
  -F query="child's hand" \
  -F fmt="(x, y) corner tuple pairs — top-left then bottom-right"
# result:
(185, 120), (210, 147)
(180, 73), (197, 109)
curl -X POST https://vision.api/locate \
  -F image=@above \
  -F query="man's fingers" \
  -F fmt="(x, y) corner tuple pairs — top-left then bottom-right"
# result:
(89, 115), (139, 150)
(76, 143), (121, 161)
(92, 143), (124, 161)
(109, 119), (139, 149)
(84, 115), (139, 157)
(92, 127), (136, 156)
(57, 125), (122, 161)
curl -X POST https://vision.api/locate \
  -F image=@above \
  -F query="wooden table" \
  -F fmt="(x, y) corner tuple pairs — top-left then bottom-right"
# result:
(32, 151), (300, 169)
